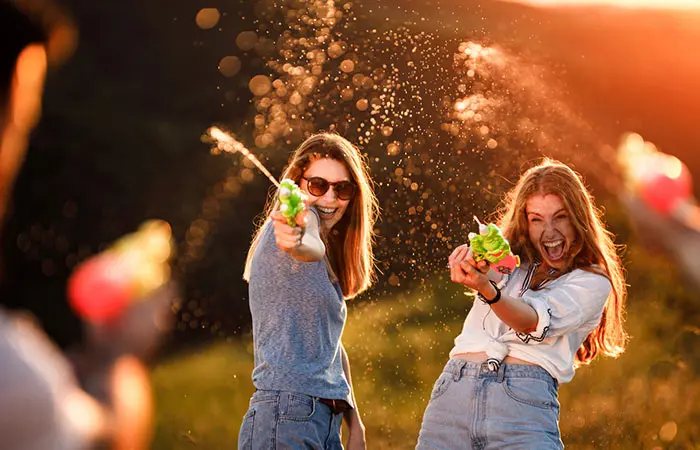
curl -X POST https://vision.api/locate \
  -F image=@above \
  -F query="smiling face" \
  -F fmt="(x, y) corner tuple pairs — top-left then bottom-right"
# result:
(526, 193), (577, 270)
(300, 157), (352, 232)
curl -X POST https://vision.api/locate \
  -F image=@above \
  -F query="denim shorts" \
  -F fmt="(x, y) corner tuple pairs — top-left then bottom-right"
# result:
(416, 359), (563, 450)
(238, 390), (344, 450)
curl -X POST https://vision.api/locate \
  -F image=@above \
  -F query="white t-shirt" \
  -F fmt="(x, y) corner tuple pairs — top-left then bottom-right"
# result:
(449, 262), (612, 383)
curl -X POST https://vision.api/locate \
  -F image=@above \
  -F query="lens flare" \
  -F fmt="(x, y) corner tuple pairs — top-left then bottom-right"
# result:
(504, 0), (700, 9)
(664, 156), (683, 179)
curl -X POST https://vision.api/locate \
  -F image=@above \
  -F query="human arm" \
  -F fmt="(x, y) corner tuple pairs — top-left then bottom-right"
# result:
(271, 206), (325, 262)
(450, 244), (611, 339)
(449, 244), (538, 334)
(340, 343), (366, 450)
(0, 310), (152, 450)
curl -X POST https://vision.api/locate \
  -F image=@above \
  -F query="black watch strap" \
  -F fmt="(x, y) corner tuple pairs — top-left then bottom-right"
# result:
(478, 280), (501, 305)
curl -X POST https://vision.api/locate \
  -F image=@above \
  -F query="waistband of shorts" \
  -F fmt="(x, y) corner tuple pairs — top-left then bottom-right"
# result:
(444, 358), (557, 387)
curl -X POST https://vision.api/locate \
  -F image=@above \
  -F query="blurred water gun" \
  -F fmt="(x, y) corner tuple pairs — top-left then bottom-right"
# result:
(67, 220), (177, 402)
(617, 132), (700, 231)
(469, 216), (521, 275)
(278, 178), (307, 226)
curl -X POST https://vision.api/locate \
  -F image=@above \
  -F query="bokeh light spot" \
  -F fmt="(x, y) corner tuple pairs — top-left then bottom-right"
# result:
(195, 8), (220, 30)
(249, 75), (272, 96)
(659, 421), (678, 442)
(236, 31), (259, 51)
(340, 59), (355, 73)
(218, 56), (241, 77)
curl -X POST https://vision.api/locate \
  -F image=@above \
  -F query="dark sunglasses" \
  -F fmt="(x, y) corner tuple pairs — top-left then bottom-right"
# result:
(302, 177), (356, 201)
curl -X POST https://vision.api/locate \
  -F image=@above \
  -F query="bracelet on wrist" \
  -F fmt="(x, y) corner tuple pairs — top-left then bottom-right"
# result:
(477, 280), (501, 305)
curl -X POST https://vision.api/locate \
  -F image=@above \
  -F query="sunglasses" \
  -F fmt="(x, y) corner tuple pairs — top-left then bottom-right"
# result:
(302, 177), (356, 201)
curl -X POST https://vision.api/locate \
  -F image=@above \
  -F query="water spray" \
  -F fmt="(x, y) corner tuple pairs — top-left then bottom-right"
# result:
(207, 127), (306, 226)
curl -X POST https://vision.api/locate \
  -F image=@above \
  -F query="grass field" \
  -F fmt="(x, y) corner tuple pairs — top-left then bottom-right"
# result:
(152, 247), (700, 449)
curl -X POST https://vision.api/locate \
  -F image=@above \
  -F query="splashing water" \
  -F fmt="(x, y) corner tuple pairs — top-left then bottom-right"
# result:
(174, 127), (281, 302)
(207, 127), (280, 188)
(442, 40), (622, 193)
(213, 5), (623, 278)
(185, 0), (647, 338)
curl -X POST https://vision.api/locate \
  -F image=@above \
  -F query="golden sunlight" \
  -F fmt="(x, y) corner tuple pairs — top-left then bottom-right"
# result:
(504, 0), (700, 8)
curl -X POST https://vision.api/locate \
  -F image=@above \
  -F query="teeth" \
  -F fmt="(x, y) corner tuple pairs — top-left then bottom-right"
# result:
(543, 240), (564, 248)
(317, 206), (336, 214)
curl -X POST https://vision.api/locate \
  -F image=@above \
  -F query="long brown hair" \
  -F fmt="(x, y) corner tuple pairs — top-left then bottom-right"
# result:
(498, 158), (627, 365)
(243, 132), (378, 299)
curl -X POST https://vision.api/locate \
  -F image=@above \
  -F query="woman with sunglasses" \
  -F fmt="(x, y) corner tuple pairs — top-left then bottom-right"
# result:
(239, 133), (378, 449)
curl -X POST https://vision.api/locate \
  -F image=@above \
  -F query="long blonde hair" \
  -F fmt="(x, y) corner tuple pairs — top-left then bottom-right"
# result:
(243, 132), (378, 299)
(498, 158), (627, 365)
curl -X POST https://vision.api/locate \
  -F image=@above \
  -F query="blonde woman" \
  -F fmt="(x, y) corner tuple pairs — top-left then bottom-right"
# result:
(239, 133), (378, 450)
(417, 159), (627, 449)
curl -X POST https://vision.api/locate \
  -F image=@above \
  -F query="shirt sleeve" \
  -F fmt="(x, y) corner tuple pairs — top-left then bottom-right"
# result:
(515, 270), (612, 343)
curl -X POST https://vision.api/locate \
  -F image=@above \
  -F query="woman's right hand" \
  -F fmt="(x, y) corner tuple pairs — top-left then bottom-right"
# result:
(448, 244), (490, 291)
(271, 208), (308, 254)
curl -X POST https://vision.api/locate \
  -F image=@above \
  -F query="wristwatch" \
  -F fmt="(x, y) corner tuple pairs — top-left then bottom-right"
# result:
(478, 280), (501, 305)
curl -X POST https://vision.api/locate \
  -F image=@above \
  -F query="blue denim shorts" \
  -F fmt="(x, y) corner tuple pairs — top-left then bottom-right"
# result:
(238, 390), (344, 450)
(416, 359), (563, 450)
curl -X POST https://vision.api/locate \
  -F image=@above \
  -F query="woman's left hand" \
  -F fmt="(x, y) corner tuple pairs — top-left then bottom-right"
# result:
(346, 422), (367, 450)
(343, 408), (366, 450)
(449, 244), (490, 291)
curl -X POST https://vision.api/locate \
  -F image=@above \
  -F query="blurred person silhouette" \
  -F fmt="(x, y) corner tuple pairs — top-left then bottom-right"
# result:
(624, 195), (700, 287)
(0, 1), (159, 448)
(617, 132), (700, 288)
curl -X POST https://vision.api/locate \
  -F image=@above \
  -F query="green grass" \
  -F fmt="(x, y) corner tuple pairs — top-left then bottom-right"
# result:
(151, 342), (255, 448)
(152, 248), (700, 449)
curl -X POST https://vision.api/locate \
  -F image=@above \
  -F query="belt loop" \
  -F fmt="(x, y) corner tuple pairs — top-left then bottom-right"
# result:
(496, 361), (506, 383)
(454, 360), (467, 381)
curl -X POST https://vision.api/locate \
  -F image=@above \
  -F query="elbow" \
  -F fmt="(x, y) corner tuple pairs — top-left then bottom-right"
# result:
(293, 251), (324, 263)
(516, 325), (537, 335)
(514, 314), (539, 335)
(306, 245), (326, 262)
(291, 239), (325, 262)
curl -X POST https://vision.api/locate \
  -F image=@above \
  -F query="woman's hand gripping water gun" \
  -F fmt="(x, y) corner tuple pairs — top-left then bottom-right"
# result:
(278, 178), (307, 226)
(468, 216), (521, 275)
(272, 179), (326, 261)
(272, 179), (311, 252)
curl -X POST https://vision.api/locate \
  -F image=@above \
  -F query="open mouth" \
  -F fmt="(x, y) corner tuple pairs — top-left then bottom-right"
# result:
(542, 239), (566, 261)
(316, 206), (338, 219)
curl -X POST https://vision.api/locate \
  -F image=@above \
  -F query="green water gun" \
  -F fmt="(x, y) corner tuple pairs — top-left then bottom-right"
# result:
(468, 216), (520, 275)
(278, 178), (307, 226)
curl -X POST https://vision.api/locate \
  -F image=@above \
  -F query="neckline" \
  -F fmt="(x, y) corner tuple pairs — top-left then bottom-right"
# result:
(519, 261), (552, 296)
